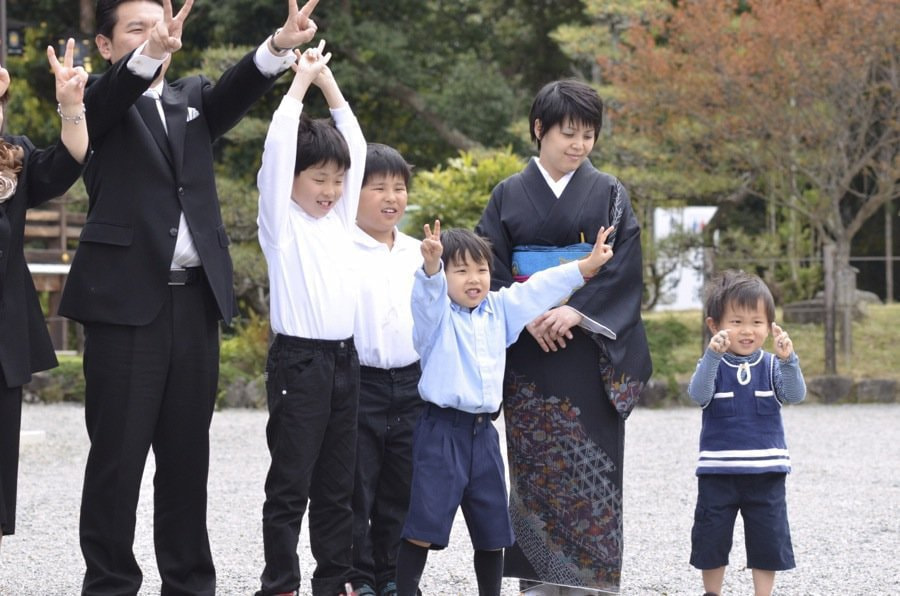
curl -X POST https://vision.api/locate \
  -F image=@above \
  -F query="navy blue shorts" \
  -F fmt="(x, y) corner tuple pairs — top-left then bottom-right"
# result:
(690, 473), (795, 571)
(401, 404), (515, 551)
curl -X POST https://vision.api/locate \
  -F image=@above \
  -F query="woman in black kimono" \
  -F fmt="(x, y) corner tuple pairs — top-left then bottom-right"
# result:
(0, 41), (89, 551)
(476, 80), (652, 594)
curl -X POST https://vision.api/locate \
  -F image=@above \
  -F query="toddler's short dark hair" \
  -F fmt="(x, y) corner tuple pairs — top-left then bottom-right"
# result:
(440, 228), (493, 275)
(704, 270), (776, 325)
(294, 115), (351, 176)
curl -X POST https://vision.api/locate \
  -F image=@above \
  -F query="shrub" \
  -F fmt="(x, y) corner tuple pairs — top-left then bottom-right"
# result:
(32, 355), (85, 404)
(403, 148), (524, 234)
(644, 316), (693, 399)
(218, 312), (270, 407)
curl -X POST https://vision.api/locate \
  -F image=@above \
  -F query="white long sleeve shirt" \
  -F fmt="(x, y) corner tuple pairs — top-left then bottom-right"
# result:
(257, 96), (366, 339)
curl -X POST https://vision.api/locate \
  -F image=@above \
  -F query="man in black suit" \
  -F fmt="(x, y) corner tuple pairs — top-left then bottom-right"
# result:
(58, 1), (320, 594)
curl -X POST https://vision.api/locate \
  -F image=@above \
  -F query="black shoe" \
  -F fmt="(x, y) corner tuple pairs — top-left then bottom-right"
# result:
(355, 584), (377, 596)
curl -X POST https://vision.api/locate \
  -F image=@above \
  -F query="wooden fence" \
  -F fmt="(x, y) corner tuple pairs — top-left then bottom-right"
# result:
(25, 197), (84, 352)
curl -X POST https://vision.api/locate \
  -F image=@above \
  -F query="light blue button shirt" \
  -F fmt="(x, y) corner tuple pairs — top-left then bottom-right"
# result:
(411, 260), (585, 414)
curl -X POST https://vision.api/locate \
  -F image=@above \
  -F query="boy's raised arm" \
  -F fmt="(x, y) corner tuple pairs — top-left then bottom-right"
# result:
(421, 221), (443, 276)
(314, 56), (365, 230)
(287, 41), (331, 102)
(257, 45), (330, 249)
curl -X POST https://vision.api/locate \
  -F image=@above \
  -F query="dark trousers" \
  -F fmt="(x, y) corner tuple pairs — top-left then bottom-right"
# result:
(0, 376), (22, 536)
(79, 281), (220, 596)
(350, 363), (423, 590)
(258, 335), (359, 596)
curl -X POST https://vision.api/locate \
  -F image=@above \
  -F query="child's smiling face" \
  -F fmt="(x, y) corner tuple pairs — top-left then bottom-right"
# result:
(291, 160), (345, 219)
(710, 298), (771, 356)
(445, 252), (491, 309)
(356, 173), (408, 242)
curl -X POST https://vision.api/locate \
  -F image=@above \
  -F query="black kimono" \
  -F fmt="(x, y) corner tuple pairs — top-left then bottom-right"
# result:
(476, 158), (652, 591)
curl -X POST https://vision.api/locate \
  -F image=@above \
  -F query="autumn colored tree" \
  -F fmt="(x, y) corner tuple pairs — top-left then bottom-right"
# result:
(553, 0), (741, 309)
(611, 0), (900, 372)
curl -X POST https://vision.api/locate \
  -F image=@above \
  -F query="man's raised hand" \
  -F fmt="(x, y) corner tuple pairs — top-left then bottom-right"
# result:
(147, 0), (194, 57)
(274, 0), (321, 51)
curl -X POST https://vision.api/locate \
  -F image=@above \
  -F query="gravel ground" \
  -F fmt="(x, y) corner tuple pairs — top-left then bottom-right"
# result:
(1, 402), (897, 595)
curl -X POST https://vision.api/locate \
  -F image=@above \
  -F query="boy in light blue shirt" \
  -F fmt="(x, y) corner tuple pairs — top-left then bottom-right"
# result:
(395, 222), (614, 596)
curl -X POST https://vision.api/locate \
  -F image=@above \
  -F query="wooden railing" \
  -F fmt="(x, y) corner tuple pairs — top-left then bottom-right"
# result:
(25, 197), (85, 352)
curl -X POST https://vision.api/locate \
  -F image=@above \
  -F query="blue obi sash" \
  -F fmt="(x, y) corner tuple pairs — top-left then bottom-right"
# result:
(511, 243), (593, 281)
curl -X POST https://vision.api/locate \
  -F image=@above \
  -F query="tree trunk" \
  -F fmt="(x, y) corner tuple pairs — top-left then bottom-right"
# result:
(80, 0), (93, 34)
(702, 247), (716, 354)
(823, 242), (836, 374)
(834, 236), (855, 366)
(887, 198), (895, 303)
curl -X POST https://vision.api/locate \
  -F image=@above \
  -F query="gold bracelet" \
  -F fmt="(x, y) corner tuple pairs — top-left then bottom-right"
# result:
(57, 103), (86, 125)
(270, 28), (291, 54)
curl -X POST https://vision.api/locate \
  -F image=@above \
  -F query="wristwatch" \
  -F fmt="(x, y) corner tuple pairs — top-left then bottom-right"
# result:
(269, 28), (291, 54)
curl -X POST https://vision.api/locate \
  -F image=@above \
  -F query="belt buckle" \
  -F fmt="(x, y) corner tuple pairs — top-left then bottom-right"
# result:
(168, 267), (187, 286)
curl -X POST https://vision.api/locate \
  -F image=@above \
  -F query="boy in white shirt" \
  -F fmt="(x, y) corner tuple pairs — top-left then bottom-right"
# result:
(255, 41), (366, 596)
(348, 144), (424, 596)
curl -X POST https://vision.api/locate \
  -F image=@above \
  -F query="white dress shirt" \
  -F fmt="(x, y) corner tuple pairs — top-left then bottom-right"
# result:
(352, 226), (422, 368)
(257, 96), (366, 339)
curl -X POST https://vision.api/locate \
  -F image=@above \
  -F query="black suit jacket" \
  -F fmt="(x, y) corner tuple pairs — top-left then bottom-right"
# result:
(59, 48), (281, 325)
(0, 136), (82, 387)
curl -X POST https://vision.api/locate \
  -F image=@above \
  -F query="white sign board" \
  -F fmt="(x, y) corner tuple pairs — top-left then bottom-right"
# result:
(652, 206), (717, 311)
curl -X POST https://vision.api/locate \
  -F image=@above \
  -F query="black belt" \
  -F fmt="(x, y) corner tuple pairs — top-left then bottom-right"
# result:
(168, 267), (203, 286)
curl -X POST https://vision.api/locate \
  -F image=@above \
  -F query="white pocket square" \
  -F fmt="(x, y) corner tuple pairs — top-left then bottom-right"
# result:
(186, 107), (200, 122)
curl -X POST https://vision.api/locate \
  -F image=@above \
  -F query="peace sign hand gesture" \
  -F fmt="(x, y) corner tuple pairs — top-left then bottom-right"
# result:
(421, 220), (443, 276)
(772, 322), (794, 360)
(273, 0), (320, 52)
(577, 226), (615, 278)
(147, 0), (194, 58)
(47, 38), (89, 109)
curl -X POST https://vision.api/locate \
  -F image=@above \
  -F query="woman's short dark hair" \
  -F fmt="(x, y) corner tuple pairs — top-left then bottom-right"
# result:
(363, 143), (412, 187)
(294, 115), (351, 175)
(529, 79), (603, 150)
(96, 0), (163, 38)
(704, 270), (776, 325)
(439, 228), (493, 274)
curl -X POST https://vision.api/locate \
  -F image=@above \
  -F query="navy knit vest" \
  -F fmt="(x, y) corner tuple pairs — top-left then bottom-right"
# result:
(697, 350), (790, 475)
